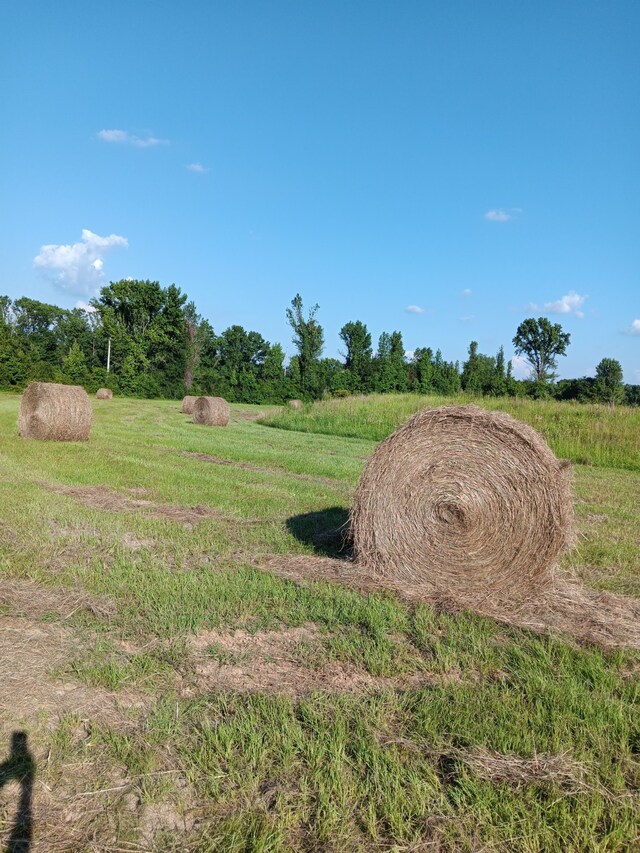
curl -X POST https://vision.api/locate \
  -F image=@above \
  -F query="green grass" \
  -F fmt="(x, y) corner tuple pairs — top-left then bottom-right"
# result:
(0, 391), (639, 851)
(261, 393), (640, 471)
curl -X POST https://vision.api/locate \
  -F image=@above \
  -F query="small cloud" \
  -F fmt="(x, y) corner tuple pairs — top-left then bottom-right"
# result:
(458, 315), (475, 323)
(34, 229), (128, 297)
(74, 300), (97, 312)
(405, 350), (415, 361)
(97, 129), (168, 148)
(186, 162), (208, 173)
(405, 305), (425, 314)
(630, 319), (640, 335)
(462, 288), (472, 297)
(484, 209), (511, 222)
(543, 291), (587, 318)
(511, 355), (530, 379)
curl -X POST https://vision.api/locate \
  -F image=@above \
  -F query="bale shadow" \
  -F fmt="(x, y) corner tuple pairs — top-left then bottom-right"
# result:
(286, 507), (352, 559)
(0, 731), (35, 852)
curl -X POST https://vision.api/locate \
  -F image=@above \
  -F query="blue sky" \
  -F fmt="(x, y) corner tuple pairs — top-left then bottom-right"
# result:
(1, 1), (638, 381)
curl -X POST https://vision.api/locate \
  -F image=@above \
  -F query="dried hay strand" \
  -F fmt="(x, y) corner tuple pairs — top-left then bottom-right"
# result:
(181, 394), (198, 414)
(96, 388), (113, 399)
(351, 405), (574, 605)
(18, 381), (92, 441)
(287, 399), (303, 410)
(192, 395), (230, 426)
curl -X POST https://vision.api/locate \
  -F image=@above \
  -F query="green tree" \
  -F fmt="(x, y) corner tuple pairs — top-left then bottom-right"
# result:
(61, 341), (89, 385)
(512, 317), (570, 383)
(593, 358), (625, 405)
(339, 320), (373, 392)
(286, 294), (324, 398)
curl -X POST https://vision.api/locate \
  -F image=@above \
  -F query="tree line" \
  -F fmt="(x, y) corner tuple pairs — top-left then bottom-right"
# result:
(0, 281), (637, 405)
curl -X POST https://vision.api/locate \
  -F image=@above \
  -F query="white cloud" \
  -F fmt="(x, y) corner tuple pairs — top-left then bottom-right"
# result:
(510, 355), (530, 379)
(405, 305), (424, 314)
(405, 350), (415, 361)
(74, 300), (97, 313)
(458, 315), (475, 322)
(97, 129), (168, 148)
(186, 162), (208, 173)
(462, 288), (472, 297)
(630, 319), (640, 335)
(484, 209), (511, 222)
(34, 229), (128, 296)
(543, 291), (587, 318)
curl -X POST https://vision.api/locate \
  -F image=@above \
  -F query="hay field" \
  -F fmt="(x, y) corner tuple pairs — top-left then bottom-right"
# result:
(0, 392), (639, 851)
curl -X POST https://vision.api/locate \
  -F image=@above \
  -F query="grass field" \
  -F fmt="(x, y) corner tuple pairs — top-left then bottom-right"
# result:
(1, 392), (639, 851)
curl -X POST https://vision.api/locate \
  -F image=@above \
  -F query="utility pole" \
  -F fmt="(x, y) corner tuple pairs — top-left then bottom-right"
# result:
(106, 338), (111, 373)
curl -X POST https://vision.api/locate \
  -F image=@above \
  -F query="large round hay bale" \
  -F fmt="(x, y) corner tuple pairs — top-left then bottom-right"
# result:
(19, 381), (92, 441)
(287, 399), (303, 410)
(96, 388), (113, 400)
(193, 396), (230, 426)
(350, 405), (574, 603)
(181, 395), (198, 414)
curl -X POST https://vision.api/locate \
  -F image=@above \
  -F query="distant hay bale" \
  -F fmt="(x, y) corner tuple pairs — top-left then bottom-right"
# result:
(288, 399), (303, 410)
(351, 405), (574, 604)
(193, 396), (230, 426)
(181, 395), (198, 414)
(19, 381), (92, 441)
(96, 388), (113, 400)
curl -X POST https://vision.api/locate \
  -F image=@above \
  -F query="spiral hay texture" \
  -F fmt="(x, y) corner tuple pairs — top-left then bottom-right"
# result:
(19, 382), (92, 441)
(181, 395), (198, 414)
(351, 405), (574, 603)
(193, 396), (230, 426)
(96, 388), (113, 399)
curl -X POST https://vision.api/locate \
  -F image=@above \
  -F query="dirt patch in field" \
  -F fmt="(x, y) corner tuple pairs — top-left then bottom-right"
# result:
(0, 577), (115, 622)
(43, 483), (226, 529)
(254, 555), (640, 651)
(179, 451), (341, 486)
(186, 624), (439, 697)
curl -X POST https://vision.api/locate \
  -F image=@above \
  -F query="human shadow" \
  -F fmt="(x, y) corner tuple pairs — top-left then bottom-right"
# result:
(286, 506), (352, 559)
(0, 732), (35, 853)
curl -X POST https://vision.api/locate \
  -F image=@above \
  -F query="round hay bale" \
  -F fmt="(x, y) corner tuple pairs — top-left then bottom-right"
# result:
(192, 396), (230, 426)
(19, 381), (92, 441)
(350, 405), (574, 602)
(96, 388), (113, 400)
(287, 399), (303, 411)
(181, 395), (198, 414)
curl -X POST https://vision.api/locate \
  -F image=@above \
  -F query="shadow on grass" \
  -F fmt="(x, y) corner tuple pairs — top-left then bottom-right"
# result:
(286, 507), (352, 559)
(0, 731), (34, 852)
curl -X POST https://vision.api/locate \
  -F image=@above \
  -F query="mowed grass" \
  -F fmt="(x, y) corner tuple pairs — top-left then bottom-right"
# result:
(262, 393), (640, 471)
(0, 392), (639, 851)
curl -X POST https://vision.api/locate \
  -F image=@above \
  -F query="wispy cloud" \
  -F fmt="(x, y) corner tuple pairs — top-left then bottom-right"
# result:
(186, 162), (208, 173)
(462, 288), (472, 297)
(458, 315), (475, 323)
(630, 319), (640, 335)
(405, 305), (424, 314)
(34, 229), (128, 297)
(543, 291), (587, 318)
(484, 209), (511, 222)
(484, 207), (522, 222)
(97, 129), (168, 148)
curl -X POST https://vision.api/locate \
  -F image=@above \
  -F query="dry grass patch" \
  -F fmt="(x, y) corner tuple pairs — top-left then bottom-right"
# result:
(187, 625), (441, 697)
(44, 483), (227, 529)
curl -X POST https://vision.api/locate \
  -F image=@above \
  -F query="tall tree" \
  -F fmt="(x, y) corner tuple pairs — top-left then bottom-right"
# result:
(512, 317), (570, 383)
(286, 294), (324, 398)
(339, 320), (373, 392)
(593, 357), (625, 405)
